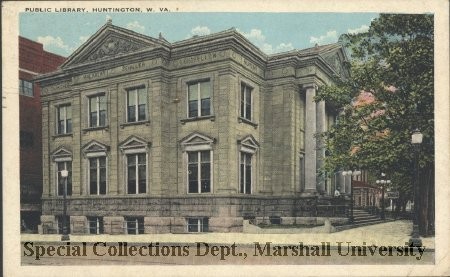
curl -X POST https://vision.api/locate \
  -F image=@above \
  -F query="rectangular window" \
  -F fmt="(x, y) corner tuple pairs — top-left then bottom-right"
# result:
(87, 217), (104, 234)
(127, 153), (146, 194)
(269, 216), (282, 225)
(188, 80), (211, 118)
(187, 218), (209, 233)
(89, 157), (107, 195)
(19, 79), (34, 97)
(127, 87), (147, 122)
(89, 94), (107, 127)
(125, 217), (144, 234)
(57, 161), (72, 196)
(188, 151), (211, 193)
(239, 152), (252, 194)
(57, 105), (72, 134)
(240, 83), (252, 120)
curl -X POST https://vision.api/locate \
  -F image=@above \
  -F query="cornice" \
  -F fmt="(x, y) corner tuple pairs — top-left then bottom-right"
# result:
(172, 28), (268, 61)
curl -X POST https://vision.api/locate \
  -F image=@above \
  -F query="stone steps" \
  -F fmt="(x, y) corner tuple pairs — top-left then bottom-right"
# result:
(334, 209), (386, 232)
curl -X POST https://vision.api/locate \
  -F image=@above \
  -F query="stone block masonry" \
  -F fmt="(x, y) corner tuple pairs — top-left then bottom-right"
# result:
(36, 21), (349, 234)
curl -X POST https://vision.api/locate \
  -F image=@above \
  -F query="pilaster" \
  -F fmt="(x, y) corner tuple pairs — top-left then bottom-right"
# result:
(109, 86), (119, 195)
(42, 103), (50, 197)
(304, 84), (317, 193)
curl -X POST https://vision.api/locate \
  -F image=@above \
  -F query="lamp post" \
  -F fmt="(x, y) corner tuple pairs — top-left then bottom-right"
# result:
(376, 173), (391, 220)
(409, 128), (423, 247)
(60, 169), (70, 241)
(342, 170), (361, 223)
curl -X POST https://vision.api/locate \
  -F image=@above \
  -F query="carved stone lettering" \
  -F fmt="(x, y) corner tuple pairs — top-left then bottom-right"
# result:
(73, 58), (161, 84)
(171, 50), (227, 68)
(230, 51), (263, 76)
(42, 81), (71, 94)
(266, 67), (294, 79)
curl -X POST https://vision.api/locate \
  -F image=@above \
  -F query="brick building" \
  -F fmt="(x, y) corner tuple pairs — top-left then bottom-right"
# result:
(19, 36), (66, 232)
(36, 21), (350, 234)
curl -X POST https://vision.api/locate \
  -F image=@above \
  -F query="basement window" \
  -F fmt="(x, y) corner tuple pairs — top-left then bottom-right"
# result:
(269, 216), (282, 225)
(187, 217), (209, 233)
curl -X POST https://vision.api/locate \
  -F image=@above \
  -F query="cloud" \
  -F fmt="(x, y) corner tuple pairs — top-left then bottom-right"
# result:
(241, 29), (266, 42)
(190, 26), (211, 36)
(309, 30), (338, 45)
(79, 36), (89, 43)
(37, 35), (72, 53)
(347, 24), (369, 35)
(275, 42), (294, 53)
(126, 21), (145, 33)
(238, 28), (293, 54)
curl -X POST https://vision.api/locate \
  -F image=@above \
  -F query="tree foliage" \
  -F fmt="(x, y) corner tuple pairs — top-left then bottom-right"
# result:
(316, 14), (434, 199)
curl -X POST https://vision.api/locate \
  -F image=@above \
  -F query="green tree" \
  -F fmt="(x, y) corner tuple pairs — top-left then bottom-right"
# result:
(316, 14), (434, 235)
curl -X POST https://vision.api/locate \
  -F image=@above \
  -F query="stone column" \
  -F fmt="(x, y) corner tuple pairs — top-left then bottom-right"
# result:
(316, 100), (327, 192)
(304, 84), (317, 193)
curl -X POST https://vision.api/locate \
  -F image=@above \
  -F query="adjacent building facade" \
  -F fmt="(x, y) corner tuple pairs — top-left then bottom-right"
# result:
(36, 21), (350, 234)
(19, 36), (66, 232)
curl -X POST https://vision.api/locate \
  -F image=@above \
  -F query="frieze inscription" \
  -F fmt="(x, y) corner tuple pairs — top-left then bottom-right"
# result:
(73, 58), (163, 84)
(266, 67), (295, 79)
(171, 50), (228, 68)
(41, 81), (71, 94)
(230, 51), (263, 77)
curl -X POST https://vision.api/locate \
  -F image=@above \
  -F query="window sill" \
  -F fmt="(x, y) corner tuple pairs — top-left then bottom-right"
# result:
(82, 126), (109, 133)
(52, 133), (73, 140)
(120, 120), (150, 129)
(238, 117), (258, 129)
(181, 115), (215, 124)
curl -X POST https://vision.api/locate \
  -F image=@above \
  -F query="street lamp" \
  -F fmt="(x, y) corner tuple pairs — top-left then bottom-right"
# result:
(376, 173), (391, 220)
(60, 169), (70, 241)
(409, 128), (423, 247)
(342, 170), (361, 223)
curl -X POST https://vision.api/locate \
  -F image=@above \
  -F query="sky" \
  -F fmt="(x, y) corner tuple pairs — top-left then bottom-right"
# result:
(19, 13), (378, 57)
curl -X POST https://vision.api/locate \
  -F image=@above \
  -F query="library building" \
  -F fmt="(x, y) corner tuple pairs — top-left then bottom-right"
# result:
(36, 20), (351, 234)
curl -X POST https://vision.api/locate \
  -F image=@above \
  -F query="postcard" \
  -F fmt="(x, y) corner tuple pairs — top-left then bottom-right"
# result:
(2, 1), (449, 276)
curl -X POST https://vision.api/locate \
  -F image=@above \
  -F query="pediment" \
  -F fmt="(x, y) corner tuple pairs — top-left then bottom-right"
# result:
(52, 146), (72, 160)
(62, 23), (164, 68)
(238, 135), (259, 150)
(180, 132), (215, 146)
(119, 136), (150, 150)
(52, 146), (71, 156)
(82, 140), (109, 153)
(320, 47), (350, 79)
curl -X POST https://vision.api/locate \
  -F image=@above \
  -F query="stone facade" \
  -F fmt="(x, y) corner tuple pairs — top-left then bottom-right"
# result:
(36, 21), (350, 234)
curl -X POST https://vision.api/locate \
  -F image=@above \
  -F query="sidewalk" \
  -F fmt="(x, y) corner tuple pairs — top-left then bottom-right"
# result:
(21, 220), (434, 249)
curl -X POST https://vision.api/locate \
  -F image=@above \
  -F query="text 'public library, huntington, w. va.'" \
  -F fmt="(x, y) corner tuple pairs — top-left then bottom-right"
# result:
(36, 20), (353, 235)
